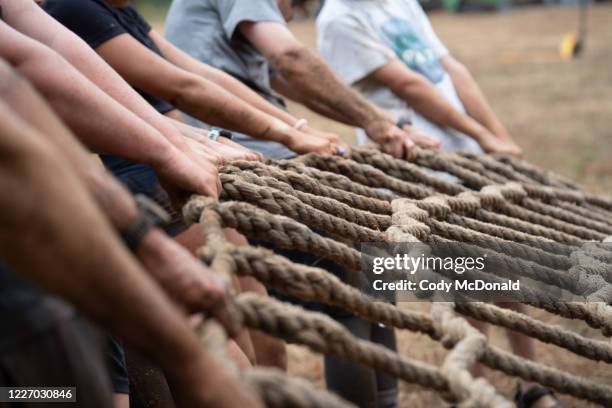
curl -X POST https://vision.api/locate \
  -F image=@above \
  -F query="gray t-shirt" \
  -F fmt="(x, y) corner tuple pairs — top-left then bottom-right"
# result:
(165, 0), (295, 159)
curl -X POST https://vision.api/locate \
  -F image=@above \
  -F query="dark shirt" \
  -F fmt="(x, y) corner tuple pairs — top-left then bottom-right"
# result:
(44, 0), (173, 115)
(44, 0), (169, 193)
(0, 261), (73, 349)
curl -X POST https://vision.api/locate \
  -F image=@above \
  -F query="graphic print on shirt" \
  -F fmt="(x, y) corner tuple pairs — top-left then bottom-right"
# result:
(378, 17), (444, 84)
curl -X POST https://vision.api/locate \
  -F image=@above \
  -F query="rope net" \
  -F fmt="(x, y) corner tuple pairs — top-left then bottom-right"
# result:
(183, 146), (612, 407)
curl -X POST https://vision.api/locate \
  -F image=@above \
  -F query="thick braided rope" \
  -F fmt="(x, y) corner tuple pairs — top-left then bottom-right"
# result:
(222, 162), (392, 215)
(185, 183), (612, 332)
(184, 196), (362, 272)
(245, 369), (354, 408)
(431, 303), (512, 407)
(348, 148), (468, 195)
(235, 292), (452, 397)
(198, 242), (612, 364)
(297, 153), (448, 197)
(491, 154), (580, 189)
(194, 196), (606, 359)
(185, 151), (612, 406)
(235, 292), (612, 406)
(268, 159), (397, 201)
(198, 320), (355, 408)
(218, 173), (385, 242)
(352, 147), (612, 212)
(455, 151), (537, 185)
(220, 172), (391, 231)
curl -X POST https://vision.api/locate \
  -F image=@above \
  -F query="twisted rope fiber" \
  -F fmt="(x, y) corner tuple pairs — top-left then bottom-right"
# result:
(353, 147), (612, 212)
(221, 173), (571, 269)
(297, 153), (449, 197)
(184, 196), (363, 272)
(198, 319), (355, 408)
(236, 292), (452, 396)
(445, 214), (577, 259)
(305, 150), (612, 236)
(427, 216), (573, 271)
(184, 189), (612, 331)
(235, 292), (612, 406)
(192, 201), (612, 404)
(557, 201), (612, 227)
(222, 162), (392, 215)
(196, 227), (612, 364)
(184, 151), (612, 406)
(454, 152), (537, 185)
(219, 172), (391, 231)
(347, 148), (467, 195)
(491, 154), (580, 189)
(412, 187), (593, 244)
(267, 159), (397, 202)
(219, 174), (385, 243)
(389, 200), (612, 334)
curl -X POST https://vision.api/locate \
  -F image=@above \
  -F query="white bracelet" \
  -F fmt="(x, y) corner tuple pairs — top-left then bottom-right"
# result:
(293, 118), (308, 131)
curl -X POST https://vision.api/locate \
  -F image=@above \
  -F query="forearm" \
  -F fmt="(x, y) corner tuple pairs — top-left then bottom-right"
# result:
(174, 76), (293, 145)
(0, 36), (179, 172)
(0, 105), (206, 384)
(271, 45), (386, 128)
(0, 62), (141, 229)
(150, 30), (300, 127)
(271, 75), (354, 125)
(397, 78), (488, 142)
(444, 57), (509, 139)
(0, 0), (190, 150)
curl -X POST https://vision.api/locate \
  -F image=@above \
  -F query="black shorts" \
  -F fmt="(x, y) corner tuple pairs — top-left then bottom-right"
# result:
(0, 308), (113, 408)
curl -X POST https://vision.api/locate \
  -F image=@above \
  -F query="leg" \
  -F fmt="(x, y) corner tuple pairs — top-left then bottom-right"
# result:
(224, 229), (288, 370)
(498, 303), (559, 408)
(371, 323), (399, 408)
(325, 315), (377, 408)
(240, 275), (288, 369)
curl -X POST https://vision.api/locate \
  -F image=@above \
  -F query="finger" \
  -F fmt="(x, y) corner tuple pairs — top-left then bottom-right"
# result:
(403, 137), (416, 161)
(210, 300), (242, 338)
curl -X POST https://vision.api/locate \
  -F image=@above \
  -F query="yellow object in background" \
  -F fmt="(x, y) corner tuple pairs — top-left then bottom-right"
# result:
(560, 32), (580, 61)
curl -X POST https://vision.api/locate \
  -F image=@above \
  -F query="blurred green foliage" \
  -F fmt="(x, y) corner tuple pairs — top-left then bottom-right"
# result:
(134, 0), (172, 22)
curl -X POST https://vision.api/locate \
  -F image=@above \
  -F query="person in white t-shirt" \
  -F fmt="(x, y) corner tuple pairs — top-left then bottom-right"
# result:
(317, 0), (522, 157)
(318, 3), (570, 407)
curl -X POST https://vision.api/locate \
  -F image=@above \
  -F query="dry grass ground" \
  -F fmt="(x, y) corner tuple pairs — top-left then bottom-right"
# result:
(147, 5), (612, 406)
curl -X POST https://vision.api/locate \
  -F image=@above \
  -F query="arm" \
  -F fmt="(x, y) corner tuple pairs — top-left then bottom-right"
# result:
(0, 100), (260, 408)
(441, 55), (512, 141)
(0, 0), (192, 151)
(270, 74), (353, 124)
(95, 33), (334, 155)
(240, 21), (419, 159)
(0, 21), (220, 197)
(0, 58), (238, 335)
(150, 30), (300, 127)
(154, 32), (349, 154)
(369, 59), (493, 144)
